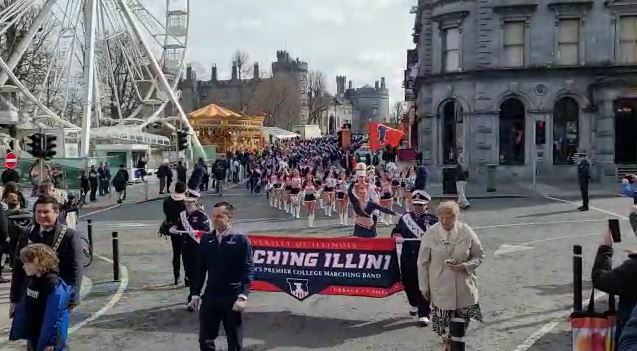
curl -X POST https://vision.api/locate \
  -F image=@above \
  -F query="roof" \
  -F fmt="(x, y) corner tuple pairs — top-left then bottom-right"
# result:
(91, 126), (171, 146)
(261, 126), (299, 139)
(188, 103), (242, 119)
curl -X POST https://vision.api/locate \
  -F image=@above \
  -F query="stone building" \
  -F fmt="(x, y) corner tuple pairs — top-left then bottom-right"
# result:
(411, 0), (637, 181)
(340, 77), (390, 134)
(179, 50), (309, 129)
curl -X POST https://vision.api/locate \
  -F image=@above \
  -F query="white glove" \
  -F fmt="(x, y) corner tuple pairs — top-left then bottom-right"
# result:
(169, 226), (178, 234)
(189, 296), (201, 311)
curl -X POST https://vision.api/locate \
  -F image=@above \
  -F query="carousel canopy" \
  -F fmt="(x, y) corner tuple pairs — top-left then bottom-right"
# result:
(188, 103), (242, 119)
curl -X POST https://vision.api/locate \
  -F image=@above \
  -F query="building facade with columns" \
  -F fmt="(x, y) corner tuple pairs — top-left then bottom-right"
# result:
(412, 0), (637, 180)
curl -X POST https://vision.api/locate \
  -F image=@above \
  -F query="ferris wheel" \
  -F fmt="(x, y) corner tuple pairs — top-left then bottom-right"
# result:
(0, 0), (204, 157)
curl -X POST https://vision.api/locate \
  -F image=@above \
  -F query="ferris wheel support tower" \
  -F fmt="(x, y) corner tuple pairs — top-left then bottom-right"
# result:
(117, 0), (205, 158)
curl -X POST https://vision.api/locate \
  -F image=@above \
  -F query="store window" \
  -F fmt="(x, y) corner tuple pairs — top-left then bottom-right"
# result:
(553, 97), (579, 165)
(499, 98), (525, 165)
(503, 21), (525, 67)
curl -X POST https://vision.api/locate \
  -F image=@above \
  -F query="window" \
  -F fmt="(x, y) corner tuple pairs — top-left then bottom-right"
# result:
(441, 100), (461, 164)
(443, 28), (460, 72)
(499, 98), (525, 165)
(620, 16), (637, 63)
(553, 97), (579, 165)
(557, 19), (580, 65)
(503, 21), (525, 67)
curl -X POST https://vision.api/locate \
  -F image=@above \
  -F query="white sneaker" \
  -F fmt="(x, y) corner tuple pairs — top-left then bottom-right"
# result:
(418, 317), (430, 326)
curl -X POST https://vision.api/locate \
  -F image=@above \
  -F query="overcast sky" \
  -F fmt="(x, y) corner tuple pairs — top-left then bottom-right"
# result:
(183, 0), (415, 104)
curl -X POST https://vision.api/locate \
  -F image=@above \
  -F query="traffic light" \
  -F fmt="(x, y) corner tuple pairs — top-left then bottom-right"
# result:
(177, 131), (189, 151)
(535, 121), (546, 145)
(26, 133), (43, 158)
(44, 134), (57, 159)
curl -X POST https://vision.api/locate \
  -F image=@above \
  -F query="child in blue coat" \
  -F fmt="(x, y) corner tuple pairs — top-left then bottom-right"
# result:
(10, 243), (73, 351)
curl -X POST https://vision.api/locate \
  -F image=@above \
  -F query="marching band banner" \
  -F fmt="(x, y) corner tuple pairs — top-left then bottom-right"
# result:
(249, 235), (403, 301)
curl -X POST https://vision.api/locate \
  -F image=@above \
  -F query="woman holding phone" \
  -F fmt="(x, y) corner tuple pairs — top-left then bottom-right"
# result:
(417, 201), (485, 350)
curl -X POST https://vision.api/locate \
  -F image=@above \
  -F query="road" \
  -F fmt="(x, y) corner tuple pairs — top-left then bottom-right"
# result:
(1, 186), (634, 350)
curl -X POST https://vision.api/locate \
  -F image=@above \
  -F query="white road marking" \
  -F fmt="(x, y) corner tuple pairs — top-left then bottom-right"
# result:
(68, 253), (128, 333)
(513, 292), (608, 351)
(79, 204), (122, 219)
(494, 244), (535, 256)
(512, 194), (625, 351)
(473, 218), (606, 230)
(544, 195), (628, 220)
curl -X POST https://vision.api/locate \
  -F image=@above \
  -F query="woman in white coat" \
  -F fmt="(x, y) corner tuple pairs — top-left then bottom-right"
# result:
(417, 201), (485, 350)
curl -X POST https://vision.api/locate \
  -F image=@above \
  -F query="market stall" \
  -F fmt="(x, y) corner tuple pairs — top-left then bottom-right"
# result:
(188, 104), (264, 154)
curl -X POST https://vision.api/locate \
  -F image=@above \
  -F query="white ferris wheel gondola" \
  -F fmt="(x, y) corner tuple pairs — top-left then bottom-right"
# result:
(0, 0), (205, 158)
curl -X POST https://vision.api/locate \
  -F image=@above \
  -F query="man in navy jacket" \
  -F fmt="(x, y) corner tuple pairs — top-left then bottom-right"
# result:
(190, 201), (254, 351)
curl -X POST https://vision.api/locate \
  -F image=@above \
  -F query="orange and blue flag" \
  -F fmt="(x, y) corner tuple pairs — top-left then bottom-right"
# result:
(368, 122), (405, 152)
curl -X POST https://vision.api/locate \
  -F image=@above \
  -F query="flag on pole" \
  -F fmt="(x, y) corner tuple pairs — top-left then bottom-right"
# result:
(368, 122), (405, 152)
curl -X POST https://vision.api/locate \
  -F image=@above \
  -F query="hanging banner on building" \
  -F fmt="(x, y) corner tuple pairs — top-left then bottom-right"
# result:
(249, 235), (403, 301)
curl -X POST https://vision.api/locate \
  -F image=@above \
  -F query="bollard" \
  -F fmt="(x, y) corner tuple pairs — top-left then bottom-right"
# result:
(87, 219), (94, 248)
(573, 245), (583, 312)
(450, 318), (466, 351)
(112, 232), (120, 281)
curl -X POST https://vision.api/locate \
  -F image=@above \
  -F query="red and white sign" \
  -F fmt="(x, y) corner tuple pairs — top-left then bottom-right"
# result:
(5, 152), (17, 170)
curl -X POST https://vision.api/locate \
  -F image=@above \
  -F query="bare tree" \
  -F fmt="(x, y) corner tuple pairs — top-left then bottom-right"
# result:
(248, 74), (299, 130)
(393, 101), (404, 124)
(307, 70), (330, 125)
(232, 50), (252, 112)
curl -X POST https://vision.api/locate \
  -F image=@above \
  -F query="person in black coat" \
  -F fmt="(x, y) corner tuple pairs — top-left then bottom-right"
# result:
(592, 229), (637, 345)
(10, 195), (84, 314)
(112, 165), (130, 204)
(391, 190), (437, 325)
(163, 182), (187, 285)
(177, 160), (187, 183)
(169, 190), (211, 308)
(1, 168), (20, 185)
(190, 201), (254, 351)
(577, 153), (591, 211)
(88, 165), (98, 201)
(157, 160), (172, 194)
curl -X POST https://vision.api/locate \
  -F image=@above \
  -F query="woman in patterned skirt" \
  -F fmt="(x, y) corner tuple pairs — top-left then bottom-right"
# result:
(417, 201), (485, 350)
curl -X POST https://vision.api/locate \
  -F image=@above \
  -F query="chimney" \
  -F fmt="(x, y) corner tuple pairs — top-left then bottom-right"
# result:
(381, 77), (386, 89)
(375, 81), (379, 89)
(253, 63), (259, 79)
(231, 62), (237, 80)
(186, 64), (193, 81)
(211, 64), (217, 81)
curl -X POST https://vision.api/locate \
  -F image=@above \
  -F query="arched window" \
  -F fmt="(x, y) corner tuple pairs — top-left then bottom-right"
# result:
(499, 98), (525, 165)
(553, 97), (579, 165)
(441, 100), (460, 164)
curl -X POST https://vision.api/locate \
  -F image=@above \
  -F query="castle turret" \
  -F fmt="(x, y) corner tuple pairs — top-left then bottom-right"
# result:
(211, 64), (217, 81)
(231, 62), (237, 80)
(336, 76), (346, 95)
(253, 63), (259, 80)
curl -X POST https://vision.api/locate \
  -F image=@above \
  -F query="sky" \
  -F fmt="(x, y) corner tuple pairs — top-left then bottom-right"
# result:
(180, 0), (415, 104)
